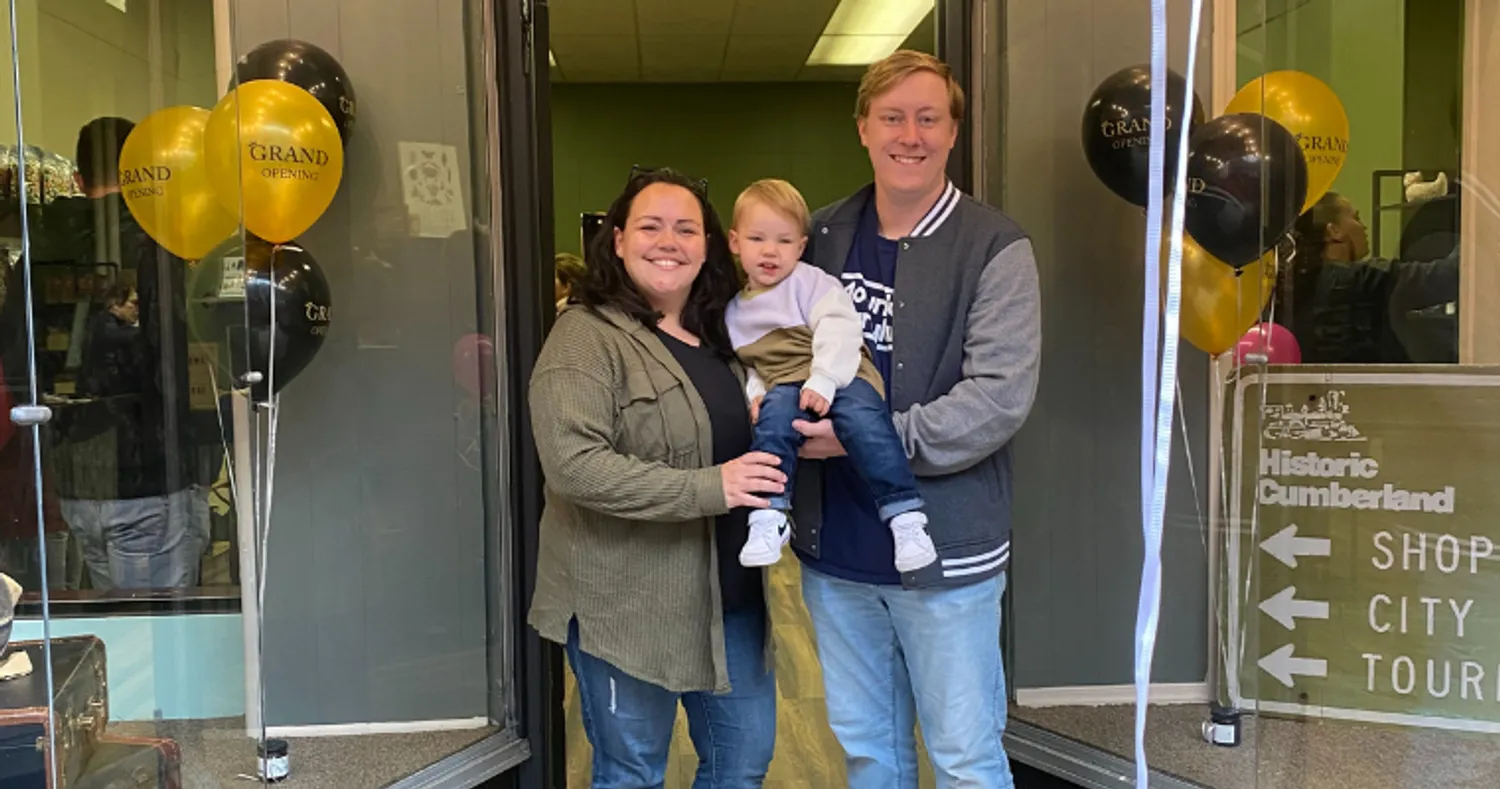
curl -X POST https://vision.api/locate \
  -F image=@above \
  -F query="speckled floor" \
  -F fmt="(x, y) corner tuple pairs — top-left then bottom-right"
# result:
(109, 718), (494, 789)
(563, 557), (1500, 789)
(565, 560), (939, 789)
(1013, 703), (1500, 789)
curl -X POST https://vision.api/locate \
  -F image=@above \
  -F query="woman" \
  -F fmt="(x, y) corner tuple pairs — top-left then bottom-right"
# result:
(554, 252), (586, 314)
(529, 168), (785, 788)
(1278, 191), (1459, 364)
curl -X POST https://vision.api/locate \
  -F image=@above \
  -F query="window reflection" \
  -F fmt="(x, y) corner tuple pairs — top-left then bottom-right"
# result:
(1276, 189), (1461, 365)
(0, 117), (231, 600)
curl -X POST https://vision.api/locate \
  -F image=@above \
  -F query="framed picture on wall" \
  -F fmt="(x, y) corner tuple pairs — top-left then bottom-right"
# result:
(581, 212), (606, 253)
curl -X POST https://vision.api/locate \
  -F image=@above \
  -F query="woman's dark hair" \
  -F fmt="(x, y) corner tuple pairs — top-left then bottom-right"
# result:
(571, 167), (739, 356)
(1278, 191), (1345, 318)
(1290, 191), (1345, 270)
(103, 283), (135, 307)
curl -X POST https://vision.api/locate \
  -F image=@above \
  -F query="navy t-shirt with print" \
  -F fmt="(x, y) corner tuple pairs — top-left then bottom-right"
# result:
(795, 201), (904, 585)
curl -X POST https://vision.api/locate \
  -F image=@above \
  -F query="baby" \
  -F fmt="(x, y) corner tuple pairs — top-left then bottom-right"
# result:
(725, 178), (936, 572)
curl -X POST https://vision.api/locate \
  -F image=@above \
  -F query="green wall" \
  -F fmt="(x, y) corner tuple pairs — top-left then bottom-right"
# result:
(550, 82), (874, 257)
(1237, 0), (1405, 252)
(1402, 0), (1462, 175)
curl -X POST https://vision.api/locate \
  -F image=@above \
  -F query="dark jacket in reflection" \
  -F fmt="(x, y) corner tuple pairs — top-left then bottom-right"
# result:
(1278, 250), (1460, 364)
(0, 259), (67, 544)
(32, 194), (200, 501)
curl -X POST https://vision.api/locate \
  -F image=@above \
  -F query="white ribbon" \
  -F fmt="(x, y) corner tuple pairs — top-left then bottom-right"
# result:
(1135, 0), (1204, 784)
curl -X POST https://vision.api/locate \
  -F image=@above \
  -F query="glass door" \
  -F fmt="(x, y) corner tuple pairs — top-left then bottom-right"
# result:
(1239, 1), (1496, 787)
(213, 0), (531, 784)
(1, 0), (540, 786)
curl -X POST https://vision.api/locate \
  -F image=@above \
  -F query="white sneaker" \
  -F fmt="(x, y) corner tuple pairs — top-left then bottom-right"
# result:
(891, 512), (937, 573)
(740, 511), (791, 567)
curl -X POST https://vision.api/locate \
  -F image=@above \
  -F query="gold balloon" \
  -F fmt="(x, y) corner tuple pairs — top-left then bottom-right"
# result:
(117, 106), (239, 260)
(204, 80), (344, 244)
(1161, 232), (1277, 355)
(1225, 70), (1349, 213)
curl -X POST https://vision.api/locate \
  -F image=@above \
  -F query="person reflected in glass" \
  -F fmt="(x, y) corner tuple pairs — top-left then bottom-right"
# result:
(554, 251), (586, 314)
(528, 167), (784, 788)
(1278, 191), (1460, 364)
(0, 279), (73, 592)
(44, 117), (209, 592)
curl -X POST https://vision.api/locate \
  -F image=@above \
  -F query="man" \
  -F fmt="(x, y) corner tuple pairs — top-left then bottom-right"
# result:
(46, 117), (209, 591)
(791, 50), (1041, 788)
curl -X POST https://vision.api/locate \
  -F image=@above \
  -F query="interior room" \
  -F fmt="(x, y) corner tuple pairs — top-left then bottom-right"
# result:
(0, 0), (1496, 787)
(0, 0), (518, 786)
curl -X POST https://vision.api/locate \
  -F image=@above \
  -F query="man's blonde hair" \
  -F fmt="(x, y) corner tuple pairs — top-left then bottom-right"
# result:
(733, 178), (810, 234)
(855, 49), (965, 122)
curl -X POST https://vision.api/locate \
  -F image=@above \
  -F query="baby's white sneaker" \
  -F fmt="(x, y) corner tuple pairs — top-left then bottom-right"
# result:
(891, 512), (937, 573)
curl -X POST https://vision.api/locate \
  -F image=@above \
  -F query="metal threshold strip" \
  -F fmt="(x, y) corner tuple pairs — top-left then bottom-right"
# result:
(1006, 719), (1209, 789)
(384, 731), (531, 789)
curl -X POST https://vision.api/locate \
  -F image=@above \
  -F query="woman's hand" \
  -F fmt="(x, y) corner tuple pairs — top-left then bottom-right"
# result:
(721, 451), (786, 509)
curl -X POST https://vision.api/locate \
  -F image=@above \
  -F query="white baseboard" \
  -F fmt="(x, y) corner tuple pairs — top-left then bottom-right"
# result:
(1015, 682), (1210, 708)
(265, 716), (491, 738)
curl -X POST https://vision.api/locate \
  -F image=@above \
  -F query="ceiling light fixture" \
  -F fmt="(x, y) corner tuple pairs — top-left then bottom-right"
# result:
(805, 0), (933, 66)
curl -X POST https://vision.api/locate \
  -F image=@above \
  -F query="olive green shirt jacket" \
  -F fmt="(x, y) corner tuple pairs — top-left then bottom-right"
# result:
(528, 305), (767, 694)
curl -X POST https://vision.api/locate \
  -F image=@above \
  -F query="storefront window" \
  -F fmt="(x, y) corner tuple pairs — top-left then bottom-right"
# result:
(1232, 1), (1492, 787)
(979, 0), (1496, 786)
(0, 1), (518, 786)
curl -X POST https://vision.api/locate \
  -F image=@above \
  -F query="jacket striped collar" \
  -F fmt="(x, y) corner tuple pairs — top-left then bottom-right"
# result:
(910, 179), (961, 238)
(823, 179), (962, 239)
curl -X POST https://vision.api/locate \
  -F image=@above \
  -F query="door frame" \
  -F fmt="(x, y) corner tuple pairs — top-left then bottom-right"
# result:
(489, 0), (562, 786)
(504, 1), (981, 785)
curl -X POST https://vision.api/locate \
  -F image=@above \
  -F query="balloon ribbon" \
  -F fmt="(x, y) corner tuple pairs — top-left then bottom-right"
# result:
(1136, 0), (1205, 784)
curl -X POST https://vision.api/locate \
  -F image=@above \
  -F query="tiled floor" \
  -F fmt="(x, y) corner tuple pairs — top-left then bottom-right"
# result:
(564, 560), (940, 789)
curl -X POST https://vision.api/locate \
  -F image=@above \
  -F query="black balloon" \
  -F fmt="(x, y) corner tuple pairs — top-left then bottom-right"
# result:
(188, 235), (332, 402)
(1081, 65), (1205, 207)
(1183, 113), (1309, 268)
(235, 39), (356, 143)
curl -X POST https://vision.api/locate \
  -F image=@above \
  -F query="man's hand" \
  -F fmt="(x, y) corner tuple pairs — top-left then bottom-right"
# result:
(794, 418), (847, 459)
(749, 395), (763, 424)
(799, 388), (830, 417)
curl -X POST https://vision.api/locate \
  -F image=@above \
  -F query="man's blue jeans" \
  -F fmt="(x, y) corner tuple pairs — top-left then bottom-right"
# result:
(566, 609), (777, 789)
(60, 485), (210, 591)
(801, 567), (1015, 789)
(752, 379), (922, 521)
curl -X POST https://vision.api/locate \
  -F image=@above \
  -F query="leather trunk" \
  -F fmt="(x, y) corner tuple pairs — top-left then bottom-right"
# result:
(73, 736), (183, 789)
(0, 636), (109, 788)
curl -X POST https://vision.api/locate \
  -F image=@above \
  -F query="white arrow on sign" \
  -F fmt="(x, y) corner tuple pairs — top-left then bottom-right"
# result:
(1258, 585), (1330, 630)
(1258, 644), (1328, 688)
(1260, 523), (1331, 568)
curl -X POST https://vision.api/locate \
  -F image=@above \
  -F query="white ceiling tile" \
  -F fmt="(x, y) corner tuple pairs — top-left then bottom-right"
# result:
(547, 0), (896, 83)
(722, 35), (812, 80)
(550, 0), (638, 37)
(552, 35), (641, 80)
(634, 0), (735, 37)
(640, 35), (728, 80)
(730, 0), (839, 36)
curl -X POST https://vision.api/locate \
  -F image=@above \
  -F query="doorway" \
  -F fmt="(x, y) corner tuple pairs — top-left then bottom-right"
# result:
(541, 1), (948, 786)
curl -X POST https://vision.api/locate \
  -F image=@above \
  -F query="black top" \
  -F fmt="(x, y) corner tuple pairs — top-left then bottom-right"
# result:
(654, 328), (763, 613)
(27, 194), (201, 499)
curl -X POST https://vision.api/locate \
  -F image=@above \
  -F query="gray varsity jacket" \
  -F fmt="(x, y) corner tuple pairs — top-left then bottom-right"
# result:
(790, 181), (1042, 589)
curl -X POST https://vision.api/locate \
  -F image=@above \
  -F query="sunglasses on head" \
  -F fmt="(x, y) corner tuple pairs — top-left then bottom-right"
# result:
(627, 164), (709, 197)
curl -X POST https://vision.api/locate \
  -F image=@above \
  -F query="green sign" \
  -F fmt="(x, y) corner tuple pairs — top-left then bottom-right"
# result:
(1227, 370), (1500, 733)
